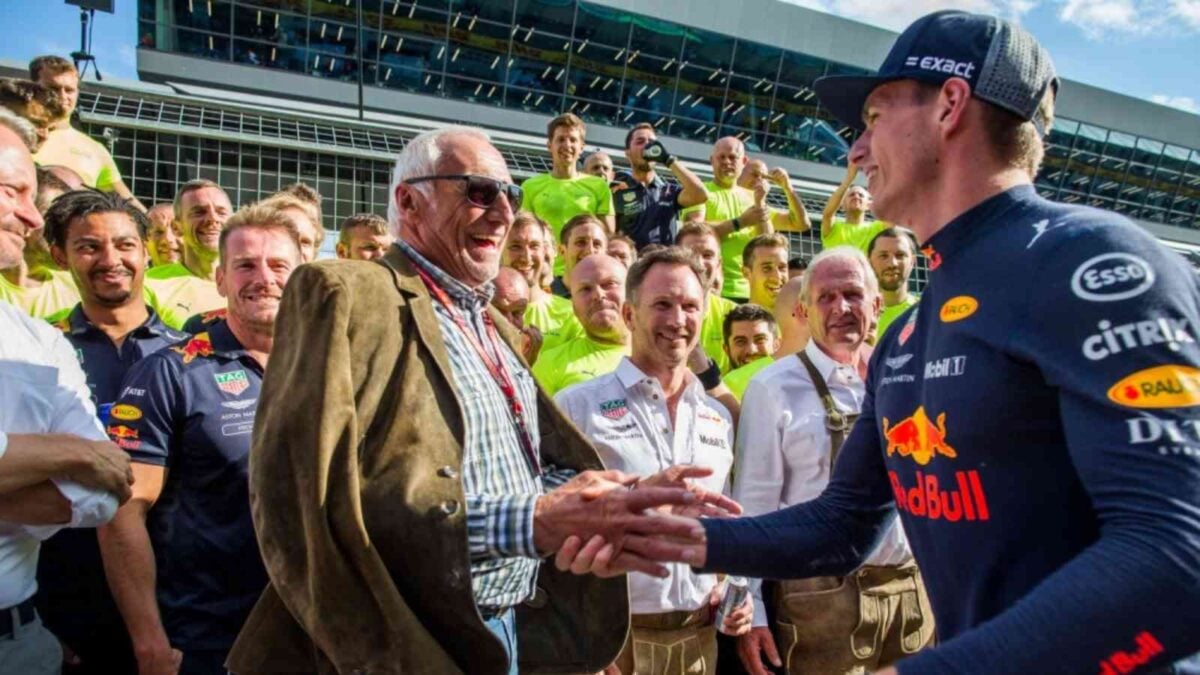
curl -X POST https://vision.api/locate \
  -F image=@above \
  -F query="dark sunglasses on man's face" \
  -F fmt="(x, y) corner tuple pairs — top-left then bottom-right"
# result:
(403, 174), (523, 211)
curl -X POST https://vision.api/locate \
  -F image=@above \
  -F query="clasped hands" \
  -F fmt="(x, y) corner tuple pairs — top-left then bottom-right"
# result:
(533, 465), (732, 579)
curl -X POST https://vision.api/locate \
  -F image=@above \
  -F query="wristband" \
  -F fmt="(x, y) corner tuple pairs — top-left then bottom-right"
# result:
(697, 358), (723, 390)
(731, 217), (742, 231)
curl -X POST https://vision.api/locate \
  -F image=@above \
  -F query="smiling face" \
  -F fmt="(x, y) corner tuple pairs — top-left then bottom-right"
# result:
(869, 233), (915, 293)
(800, 256), (879, 356)
(560, 221), (607, 277)
(548, 125), (585, 169)
(583, 152), (614, 183)
(570, 254), (627, 343)
(216, 226), (299, 331)
(625, 262), (705, 371)
(146, 205), (181, 266)
(396, 133), (517, 287)
(677, 231), (722, 294)
(37, 71), (79, 120)
(179, 186), (232, 258)
(57, 211), (147, 308)
(502, 219), (546, 286)
(850, 80), (939, 226)
(724, 319), (777, 369)
(710, 137), (747, 187)
(745, 245), (789, 310)
(0, 133), (44, 269)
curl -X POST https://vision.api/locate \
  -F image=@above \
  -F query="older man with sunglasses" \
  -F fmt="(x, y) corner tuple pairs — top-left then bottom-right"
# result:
(228, 126), (738, 675)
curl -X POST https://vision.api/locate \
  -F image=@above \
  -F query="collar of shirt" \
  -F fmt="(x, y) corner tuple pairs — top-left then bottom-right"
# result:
(921, 184), (1036, 271)
(614, 356), (706, 404)
(394, 239), (495, 312)
(204, 319), (252, 361)
(803, 339), (863, 389)
(64, 303), (176, 340)
(614, 170), (663, 191)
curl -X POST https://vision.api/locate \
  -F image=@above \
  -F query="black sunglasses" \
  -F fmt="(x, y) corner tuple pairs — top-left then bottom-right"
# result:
(404, 174), (523, 211)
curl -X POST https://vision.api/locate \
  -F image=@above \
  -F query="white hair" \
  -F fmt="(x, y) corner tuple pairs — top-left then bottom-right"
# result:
(799, 245), (880, 305)
(0, 107), (37, 152)
(386, 125), (495, 237)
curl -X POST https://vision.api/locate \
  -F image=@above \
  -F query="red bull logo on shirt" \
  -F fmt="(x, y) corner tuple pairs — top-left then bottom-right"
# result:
(1099, 631), (1164, 675)
(884, 408), (990, 522)
(172, 334), (214, 364)
(1107, 365), (1200, 409)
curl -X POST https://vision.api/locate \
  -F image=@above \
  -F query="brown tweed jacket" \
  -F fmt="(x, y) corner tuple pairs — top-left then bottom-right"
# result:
(226, 247), (629, 674)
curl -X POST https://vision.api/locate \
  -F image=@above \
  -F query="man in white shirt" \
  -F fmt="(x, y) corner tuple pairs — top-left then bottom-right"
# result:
(554, 247), (751, 674)
(0, 108), (132, 674)
(732, 246), (934, 675)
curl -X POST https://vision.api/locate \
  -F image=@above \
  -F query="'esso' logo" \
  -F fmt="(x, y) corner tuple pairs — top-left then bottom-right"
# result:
(1070, 253), (1155, 302)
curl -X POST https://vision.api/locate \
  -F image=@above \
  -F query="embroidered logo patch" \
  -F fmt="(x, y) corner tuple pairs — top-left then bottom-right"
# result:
(214, 370), (251, 397)
(600, 398), (629, 419)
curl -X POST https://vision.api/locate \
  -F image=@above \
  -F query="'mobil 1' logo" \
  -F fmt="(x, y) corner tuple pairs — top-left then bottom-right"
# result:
(1108, 364), (1200, 408)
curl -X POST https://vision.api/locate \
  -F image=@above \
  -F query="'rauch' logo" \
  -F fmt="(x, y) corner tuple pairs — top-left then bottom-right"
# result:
(1107, 364), (1200, 408)
(939, 296), (978, 323)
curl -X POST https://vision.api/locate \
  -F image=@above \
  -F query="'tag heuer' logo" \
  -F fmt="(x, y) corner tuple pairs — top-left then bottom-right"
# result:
(939, 296), (978, 323)
(884, 408), (990, 522)
(1107, 365), (1200, 409)
(883, 407), (956, 465)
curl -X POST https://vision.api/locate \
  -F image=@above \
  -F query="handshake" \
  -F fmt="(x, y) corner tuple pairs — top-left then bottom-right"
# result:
(533, 464), (732, 578)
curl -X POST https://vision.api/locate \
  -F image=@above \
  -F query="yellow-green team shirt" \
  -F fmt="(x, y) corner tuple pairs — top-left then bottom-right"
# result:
(532, 335), (629, 397)
(524, 293), (583, 356)
(682, 181), (763, 299)
(520, 173), (614, 277)
(0, 269), (80, 319)
(876, 294), (920, 342)
(144, 263), (224, 322)
(34, 126), (123, 191)
(723, 356), (774, 401)
(822, 219), (887, 255)
(700, 294), (739, 374)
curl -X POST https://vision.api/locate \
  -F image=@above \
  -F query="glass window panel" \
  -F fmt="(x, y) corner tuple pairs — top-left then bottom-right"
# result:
(1133, 137), (1164, 165)
(1145, 188), (1173, 211)
(621, 55), (673, 119)
(1104, 131), (1136, 161)
(1074, 124), (1108, 154)
(514, 0), (574, 38)
(172, 0), (233, 34)
(233, 38), (305, 71)
(308, 50), (359, 80)
(565, 97), (617, 125)
(307, 19), (358, 57)
(309, 0), (359, 22)
(731, 39), (781, 82)
(445, 19), (511, 83)
(572, 3), (630, 48)
(505, 86), (563, 115)
(722, 74), (771, 135)
(449, 0), (514, 23)
(1052, 118), (1079, 136)
(1160, 144), (1192, 173)
(173, 26), (233, 60)
(1062, 152), (1100, 194)
(767, 85), (817, 147)
(778, 51), (826, 90)
(629, 17), (685, 61)
(663, 116), (716, 145)
(508, 54), (566, 95)
(806, 120), (851, 166)
(681, 26), (734, 72)
(1153, 167), (1181, 193)
(565, 42), (623, 106)
(233, 5), (305, 42)
(1091, 176), (1122, 201)
(443, 74), (504, 106)
(376, 33), (445, 85)
(380, 0), (449, 29)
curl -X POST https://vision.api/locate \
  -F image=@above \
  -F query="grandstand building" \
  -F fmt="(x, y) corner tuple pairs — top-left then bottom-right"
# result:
(12, 0), (1200, 267)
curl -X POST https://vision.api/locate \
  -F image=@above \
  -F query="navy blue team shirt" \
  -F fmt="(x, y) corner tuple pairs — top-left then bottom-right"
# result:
(109, 318), (268, 653)
(702, 185), (1200, 674)
(37, 305), (186, 662)
(612, 170), (684, 249)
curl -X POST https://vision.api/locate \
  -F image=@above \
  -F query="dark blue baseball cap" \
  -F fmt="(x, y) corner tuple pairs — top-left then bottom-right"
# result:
(813, 11), (1058, 135)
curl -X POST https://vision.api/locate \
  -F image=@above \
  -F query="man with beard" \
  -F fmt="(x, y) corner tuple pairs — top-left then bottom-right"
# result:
(336, 213), (393, 261)
(731, 248), (930, 675)
(820, 168), (883, 256)
(144, 179), (231, 320)
(99, 203), (302, 675)
(867, 228), (919, 341)
(522, 113), (615, 279)
(146, 204), (182, 268)
(36, 190), (187, 675)
(744, 234), (789, 312)
(612, 123), (708, 250)
(683, 137), (809, 302)
(677, 223), (738, 374)
(502, 213), (582, 353)
(720, 304), (779, 402)
(553, 248), (752, 674)
(0, 166), (81, 318)
(492, 266), (543, 365)
(532, 254), (631, 397)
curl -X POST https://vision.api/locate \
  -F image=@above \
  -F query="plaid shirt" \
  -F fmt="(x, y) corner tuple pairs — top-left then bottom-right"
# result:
(398, 241), (574, 609)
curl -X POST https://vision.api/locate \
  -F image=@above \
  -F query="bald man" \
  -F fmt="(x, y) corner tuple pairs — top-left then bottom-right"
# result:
(773, 276), (809, 357)
(145, 203), (182, 267)
(493, 266), (543, 364)
(684, 137), (810, 302)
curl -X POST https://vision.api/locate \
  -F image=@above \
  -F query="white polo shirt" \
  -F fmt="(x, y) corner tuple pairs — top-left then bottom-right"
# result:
(733, 340), (912, 626)
(0, 301), (119, 608)
(555, 357), (734, 614)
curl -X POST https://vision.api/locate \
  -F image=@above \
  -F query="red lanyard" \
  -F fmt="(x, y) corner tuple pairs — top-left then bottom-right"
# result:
(413, 265), (540, 475)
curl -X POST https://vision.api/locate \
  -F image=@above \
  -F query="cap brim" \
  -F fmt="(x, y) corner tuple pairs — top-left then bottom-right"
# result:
(812, 74), (900, 133)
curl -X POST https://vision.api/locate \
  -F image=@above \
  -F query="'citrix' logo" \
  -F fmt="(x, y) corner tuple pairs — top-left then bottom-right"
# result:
(905, 55), (976, 79)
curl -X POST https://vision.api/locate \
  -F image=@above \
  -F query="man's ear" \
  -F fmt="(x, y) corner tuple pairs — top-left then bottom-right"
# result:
(937, 78), (973, 137)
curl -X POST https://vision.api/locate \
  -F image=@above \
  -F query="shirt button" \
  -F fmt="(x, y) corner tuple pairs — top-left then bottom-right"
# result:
(439, 500), (460, 516)
(437, 465), (459, 479)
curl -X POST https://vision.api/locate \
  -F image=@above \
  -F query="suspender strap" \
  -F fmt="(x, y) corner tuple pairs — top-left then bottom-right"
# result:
(796, 351), (859, 467)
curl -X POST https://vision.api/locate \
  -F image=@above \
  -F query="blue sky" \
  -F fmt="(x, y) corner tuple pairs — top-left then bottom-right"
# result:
(0, 0), (1196, 114)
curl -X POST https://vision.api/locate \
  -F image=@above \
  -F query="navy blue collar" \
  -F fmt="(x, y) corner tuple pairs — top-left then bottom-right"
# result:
(920, 184), (1039, 271)
(65, 303), (175, 339)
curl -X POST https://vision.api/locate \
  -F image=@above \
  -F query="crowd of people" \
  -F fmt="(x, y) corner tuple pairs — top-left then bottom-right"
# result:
(1, 9), (1199, 675)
